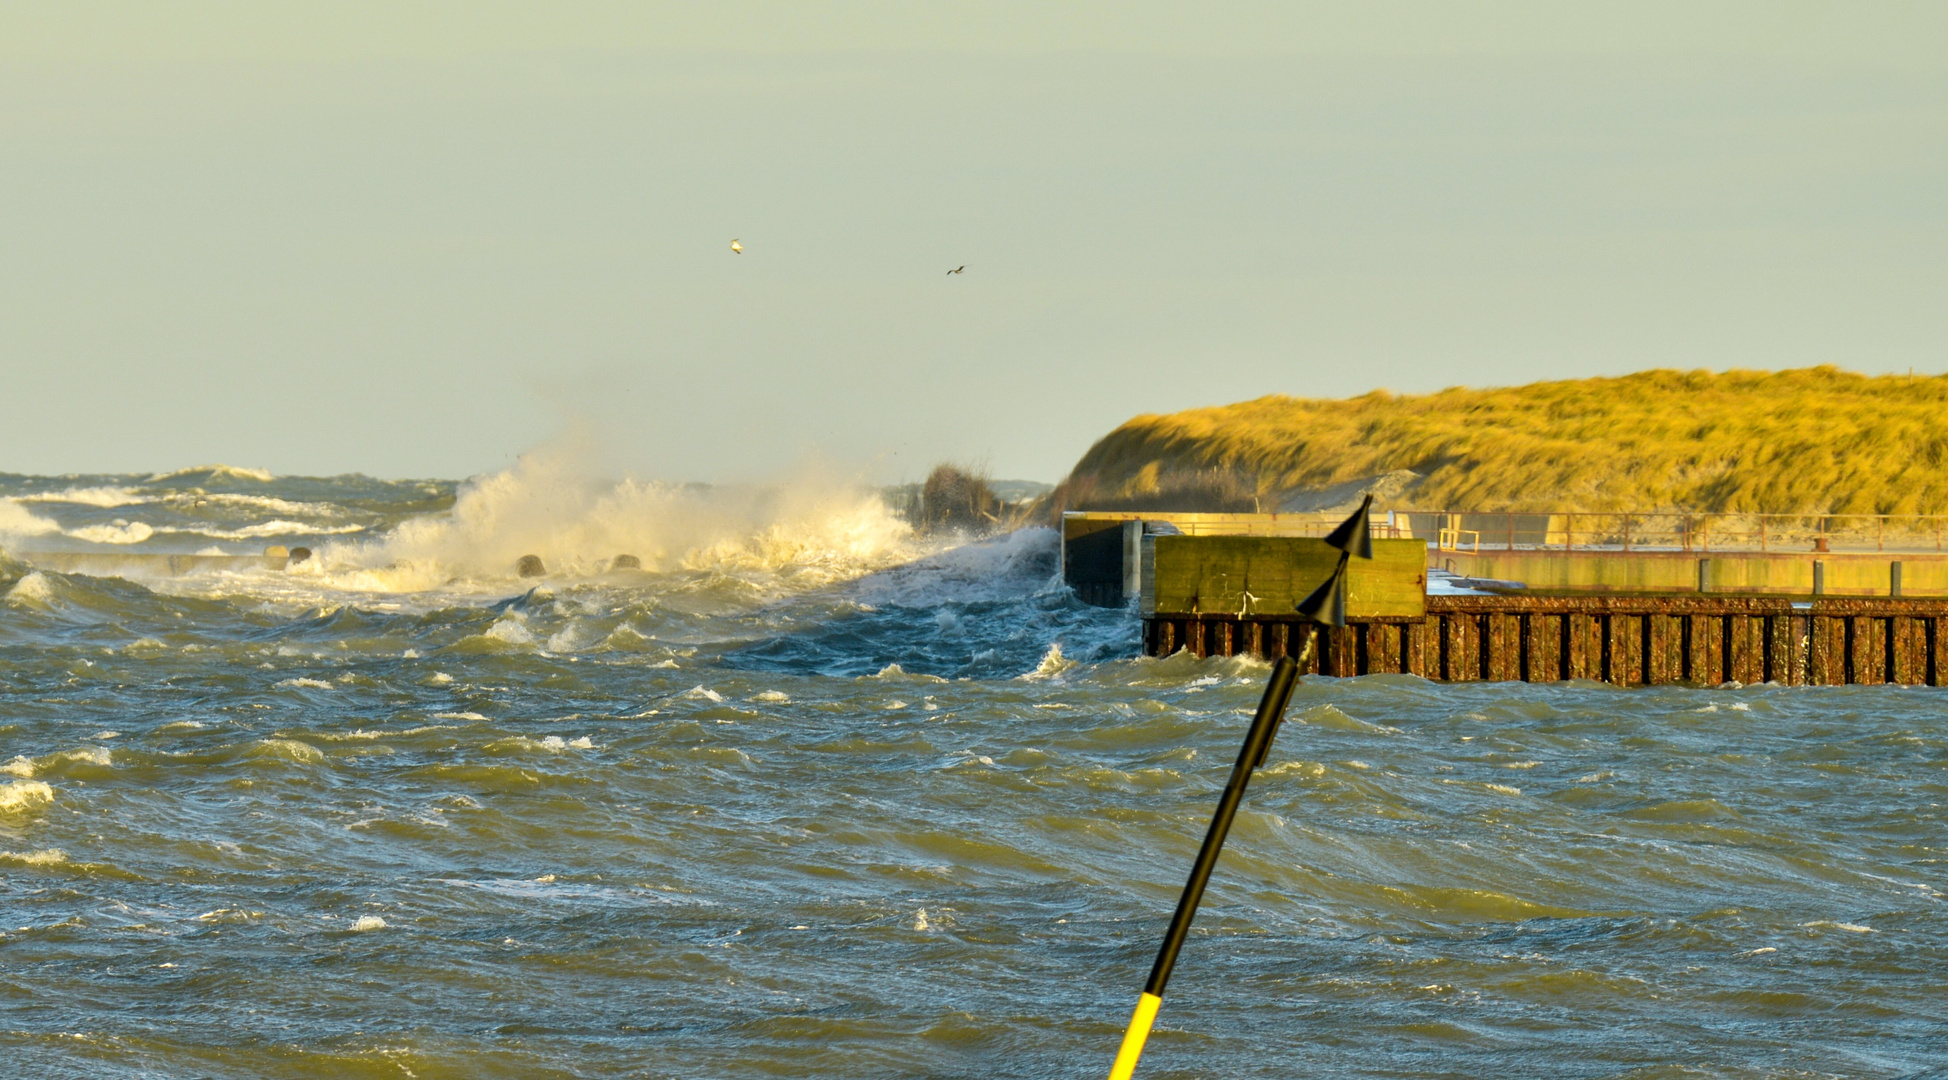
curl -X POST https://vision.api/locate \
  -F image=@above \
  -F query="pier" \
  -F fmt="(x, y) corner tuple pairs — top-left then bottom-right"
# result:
(1066, 512), (1948, 686)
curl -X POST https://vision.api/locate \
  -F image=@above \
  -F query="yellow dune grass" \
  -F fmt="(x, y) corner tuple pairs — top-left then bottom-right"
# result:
(1056, 367), (1948, 514)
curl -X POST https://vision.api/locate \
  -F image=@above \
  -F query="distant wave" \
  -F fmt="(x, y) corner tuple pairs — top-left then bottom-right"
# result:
(155, 521), (367, 540)
(160, 493), (344, 518)
(146, 464), (276, 484)
(67, 522), (154, 545)
(16, 486), (148, 508)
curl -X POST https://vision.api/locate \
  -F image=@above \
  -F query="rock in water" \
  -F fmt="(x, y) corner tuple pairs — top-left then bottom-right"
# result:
(517, 555), (546, 578)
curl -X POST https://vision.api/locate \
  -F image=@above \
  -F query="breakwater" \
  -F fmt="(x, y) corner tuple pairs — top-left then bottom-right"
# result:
(1102, 516), (1948, 686)
(1144, 594), (1948, 686)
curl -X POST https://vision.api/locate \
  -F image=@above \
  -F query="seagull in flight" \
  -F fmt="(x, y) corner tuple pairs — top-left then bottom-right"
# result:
(947, 265), (964, 275)
(730, 239), (743, 254)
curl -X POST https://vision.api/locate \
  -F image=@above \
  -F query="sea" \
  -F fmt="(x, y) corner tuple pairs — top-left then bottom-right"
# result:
(1, 461), (1944, 1079)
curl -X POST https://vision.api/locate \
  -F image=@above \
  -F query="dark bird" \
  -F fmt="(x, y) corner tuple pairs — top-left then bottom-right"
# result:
(947, 266), (964, 275)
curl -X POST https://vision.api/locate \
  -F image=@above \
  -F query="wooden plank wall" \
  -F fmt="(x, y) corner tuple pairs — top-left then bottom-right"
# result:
(1141, 596), (1948, 686)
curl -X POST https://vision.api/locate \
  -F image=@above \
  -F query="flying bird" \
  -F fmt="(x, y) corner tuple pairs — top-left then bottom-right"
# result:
(947, 265), (964, 275)
(730, 239), (742, 254)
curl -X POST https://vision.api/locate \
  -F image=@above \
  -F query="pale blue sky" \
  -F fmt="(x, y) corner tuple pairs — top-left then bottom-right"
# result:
(1, 3), (1943, 481)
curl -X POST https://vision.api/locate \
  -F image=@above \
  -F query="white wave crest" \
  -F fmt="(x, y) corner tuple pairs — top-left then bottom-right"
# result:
(1020, 643), (1077, 680)
(162, 493), (338, 516)
(4, 571), (57, 606)
(0, 499), (63, 537)
(0, 848), (69, 867)
(68, 521), (154, 545)
(148, 464), (276, 483)
(159, 521), (366, 540)
(18, 486), (147, 508)
(0, 779), (56, 817)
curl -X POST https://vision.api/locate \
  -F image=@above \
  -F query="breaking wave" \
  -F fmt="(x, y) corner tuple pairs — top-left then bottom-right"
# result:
(0, 499), (63, 537)
(146, 464), (277, 484)
(311, 445), (920, 594)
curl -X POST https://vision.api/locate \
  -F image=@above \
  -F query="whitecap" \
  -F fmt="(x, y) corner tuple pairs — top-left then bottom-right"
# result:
(1019, 643), (1077, 680)
(251, 739), (325, 764)
(0, 780), (56, 817)
(157, 521), (366, 540)
(68, 521), (154, 545)
(17, 486), (147, 508)
(0, 848), (68, 867)
(350, 915), (388, 931)
(275, 678), (334, 690)
(0, 499), (63, 537)
(4, 571), (56, 605)
(485, 616), (534, 646)
(147, 464), (276, 483)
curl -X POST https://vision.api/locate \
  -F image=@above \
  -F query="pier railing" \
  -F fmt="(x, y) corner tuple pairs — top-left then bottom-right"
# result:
(1411, 511), (1947, 555)
(1064, 509), (1948, 553)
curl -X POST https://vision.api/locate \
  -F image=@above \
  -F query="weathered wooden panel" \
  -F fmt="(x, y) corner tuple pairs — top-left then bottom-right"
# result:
(1446, 614), (1481, 682)
(1366, 623), (1403, 674)
(1485, 614), (1520, 681)
(1608, 615), (1643, 686)
(1791, 615), (1812, 685)
(1932, 617), (1947, 686)
(1891, 617), (1925, 685)
(1693, 615), (1725, 685)
(1526, 614), (1563, 681)
(1324, 625), (1358, 677)
(1405, 620), (1433, 677)
(1647, 614), (1681, 685)
(1728, 617), (1764, 684)
(1849, 616), (1885, 685)
(1808, 616), (1845, 685)
(1566, 613), (1599, 680)
(1146, 536), (1426, 618)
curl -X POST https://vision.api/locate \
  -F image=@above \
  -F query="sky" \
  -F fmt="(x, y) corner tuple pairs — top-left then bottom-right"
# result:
(1, 2), (1943, 483)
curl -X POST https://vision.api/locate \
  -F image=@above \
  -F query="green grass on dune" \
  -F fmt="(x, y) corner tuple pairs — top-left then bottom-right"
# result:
(1058, 367), (1948, 514)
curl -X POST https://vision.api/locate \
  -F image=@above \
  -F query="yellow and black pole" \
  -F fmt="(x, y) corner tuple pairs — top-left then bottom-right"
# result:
(1105, 652), (1302, 1079)
(1105, 496), (1373, 1080)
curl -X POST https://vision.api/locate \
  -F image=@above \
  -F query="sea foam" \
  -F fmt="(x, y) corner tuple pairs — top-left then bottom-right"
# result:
(0, 779), (56, 817)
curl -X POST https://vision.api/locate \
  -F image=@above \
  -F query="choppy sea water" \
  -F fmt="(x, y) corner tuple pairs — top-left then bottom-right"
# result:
(2, 468), (1945, 1079)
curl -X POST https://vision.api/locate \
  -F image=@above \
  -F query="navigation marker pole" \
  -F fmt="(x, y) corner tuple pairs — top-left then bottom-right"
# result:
(1105, 496), (1374, 1080)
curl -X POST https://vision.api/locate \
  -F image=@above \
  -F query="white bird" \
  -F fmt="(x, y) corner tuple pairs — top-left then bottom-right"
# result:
(730, 239), (743, 254)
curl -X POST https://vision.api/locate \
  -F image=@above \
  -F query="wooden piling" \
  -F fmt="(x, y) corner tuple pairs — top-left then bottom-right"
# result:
(1140, 595), (1948, 687)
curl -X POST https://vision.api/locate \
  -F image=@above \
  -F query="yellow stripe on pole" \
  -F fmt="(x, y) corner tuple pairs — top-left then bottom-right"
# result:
(1107, 992), (1163, 1080)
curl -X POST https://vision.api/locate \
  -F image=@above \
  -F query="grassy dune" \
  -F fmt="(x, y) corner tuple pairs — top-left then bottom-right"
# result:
(1056, 367), (1948, 515)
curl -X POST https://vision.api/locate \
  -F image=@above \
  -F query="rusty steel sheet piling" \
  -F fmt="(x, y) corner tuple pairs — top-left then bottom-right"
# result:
(1142, 594), (1948, 687)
